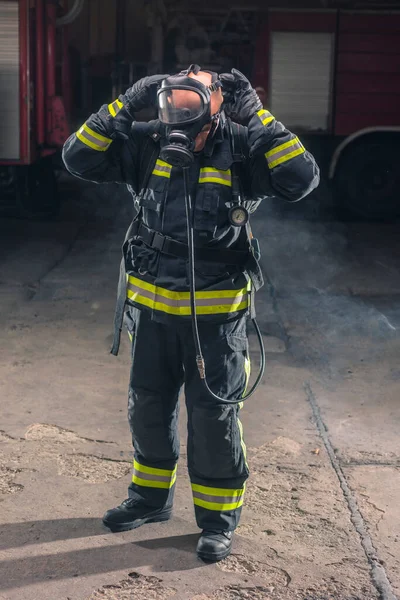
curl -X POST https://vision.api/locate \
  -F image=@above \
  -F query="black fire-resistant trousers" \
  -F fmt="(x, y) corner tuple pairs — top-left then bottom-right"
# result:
(125, 307), (250, 531)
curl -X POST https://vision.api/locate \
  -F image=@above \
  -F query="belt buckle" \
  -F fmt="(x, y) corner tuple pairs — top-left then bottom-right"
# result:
(152, 231), (165, 252)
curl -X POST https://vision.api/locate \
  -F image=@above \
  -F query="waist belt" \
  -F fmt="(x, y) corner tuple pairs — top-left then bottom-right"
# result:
(137, 222), (249, 266)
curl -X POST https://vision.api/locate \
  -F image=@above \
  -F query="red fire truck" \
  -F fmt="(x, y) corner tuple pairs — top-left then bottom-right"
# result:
(0, 0), (80, 217)
(252, 8), (400, 220)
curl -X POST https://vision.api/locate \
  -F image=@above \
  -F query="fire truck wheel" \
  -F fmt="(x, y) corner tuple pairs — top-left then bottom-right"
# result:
(333, 139), (400, 221)
(16, 156), (59, 219)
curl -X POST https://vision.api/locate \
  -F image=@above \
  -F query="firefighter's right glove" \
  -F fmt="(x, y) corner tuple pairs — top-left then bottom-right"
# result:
(219, 69), (262, 125)
(112, 73), (169, 140)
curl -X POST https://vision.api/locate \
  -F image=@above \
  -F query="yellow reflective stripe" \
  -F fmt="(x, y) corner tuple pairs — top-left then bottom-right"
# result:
(265, 136), (305, 169)
(108, 103), (116, 117)
(200, 167), (224, 174)
(132, 473), (177, 489)
(152, 159), (172, 178)
(262, 115), (275, 126)
(192, 483), (245, 511)
(257, 108), (275, 126)
(76, 123), (112, 152)
(82, 124), (112, 145)
(193, 497), (244, 511)
(191, 483), (245, 497)
(152, 169), (170, 178)
(127, 275), (248, 302)
(266, 137), (299, 159)
(83, 125), (110, 144)
(126, 275), (249, 315)
(127, 331), (133, 342)
(108, 98), (124, 117)
(76, 130), (103, 151)
(237, 355), (250, 466)
(127, 290), (248, 315)
(132, 460), (177, 489)
(237, 417), (248, 466)
(268, 146), (305, 169)
(199, 176), (231, 187)
(199, 167), (232, 187)
(133, 459), (176, 477)
(156, 159), (172, 169)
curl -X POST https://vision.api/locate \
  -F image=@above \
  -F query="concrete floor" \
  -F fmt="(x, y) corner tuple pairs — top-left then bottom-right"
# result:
(0, 174), (399, 600)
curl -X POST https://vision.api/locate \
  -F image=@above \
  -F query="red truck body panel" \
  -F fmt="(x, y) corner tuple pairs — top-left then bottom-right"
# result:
(0, 0), (69, 167)
(335, 13), (400, 135)
(254, 9), (400, 138)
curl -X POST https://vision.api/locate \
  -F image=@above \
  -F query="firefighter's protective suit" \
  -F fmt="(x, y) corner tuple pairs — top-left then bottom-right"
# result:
(62, 69), (319, 533)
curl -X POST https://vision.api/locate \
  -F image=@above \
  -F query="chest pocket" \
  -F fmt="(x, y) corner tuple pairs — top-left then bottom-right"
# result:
(141, 159), (171, 228)
(194, 167), (232, 241)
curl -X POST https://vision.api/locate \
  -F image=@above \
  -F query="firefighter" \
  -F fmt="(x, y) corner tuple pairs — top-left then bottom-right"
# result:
(62, 66), (319, 563)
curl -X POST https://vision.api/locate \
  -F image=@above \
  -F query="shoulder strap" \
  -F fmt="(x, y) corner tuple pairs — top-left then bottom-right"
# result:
(228, 118), (248, 207)
(138, 121), (162, 193)
(228, 118), (248, 164)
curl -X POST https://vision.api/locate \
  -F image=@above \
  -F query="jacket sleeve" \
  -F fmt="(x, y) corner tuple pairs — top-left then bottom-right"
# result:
(245, 109), (320, 202)
(62, 98), (140, 191)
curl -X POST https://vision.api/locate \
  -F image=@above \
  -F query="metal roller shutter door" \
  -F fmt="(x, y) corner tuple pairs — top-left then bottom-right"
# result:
(270, 31), (334, 132)
(0, 0), (19, 159)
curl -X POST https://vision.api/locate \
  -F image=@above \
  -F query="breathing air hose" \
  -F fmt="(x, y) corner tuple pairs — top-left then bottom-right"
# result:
(182, 167), (265, 405)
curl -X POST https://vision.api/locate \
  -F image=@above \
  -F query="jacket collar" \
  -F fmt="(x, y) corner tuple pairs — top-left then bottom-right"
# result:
(202, 115), (233, 170)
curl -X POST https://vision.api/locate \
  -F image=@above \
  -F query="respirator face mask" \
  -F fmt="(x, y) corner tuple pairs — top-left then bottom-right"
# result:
(157, 64), (222, 168)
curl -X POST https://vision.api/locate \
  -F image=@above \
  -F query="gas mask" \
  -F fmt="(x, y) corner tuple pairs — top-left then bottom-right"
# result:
(157, 64), (222, 168)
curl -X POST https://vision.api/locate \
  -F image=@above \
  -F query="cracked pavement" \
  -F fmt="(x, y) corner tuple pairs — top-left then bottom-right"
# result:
(0, 172), (399, 599)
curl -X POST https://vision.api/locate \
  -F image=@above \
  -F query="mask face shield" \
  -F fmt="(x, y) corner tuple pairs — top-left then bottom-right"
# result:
(158, 87), (207, 126)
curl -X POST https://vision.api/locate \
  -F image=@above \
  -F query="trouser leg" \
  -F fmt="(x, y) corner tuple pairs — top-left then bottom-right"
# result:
(181, 316), (250, 531)
(126, 308), (184, 509)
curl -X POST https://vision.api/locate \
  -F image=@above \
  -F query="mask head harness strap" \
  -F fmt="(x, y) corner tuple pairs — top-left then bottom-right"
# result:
(179, 64), (222, 93)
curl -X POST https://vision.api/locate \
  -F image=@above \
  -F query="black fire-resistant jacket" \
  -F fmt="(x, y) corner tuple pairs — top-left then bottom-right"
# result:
(62, 97), (319, 334)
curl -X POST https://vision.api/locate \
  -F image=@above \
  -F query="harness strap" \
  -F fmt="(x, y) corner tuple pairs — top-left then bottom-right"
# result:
(138, 222), (249, 266)
(228, 119), (264, 318)
(110, 127), (161, 357)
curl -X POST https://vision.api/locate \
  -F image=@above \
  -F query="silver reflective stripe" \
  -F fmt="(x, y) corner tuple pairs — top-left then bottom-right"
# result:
(193, 491), (243, 503)
(267, 139), (303, 165)
(133, 469), (171, 483)
(127, 282), (247, 308)
(111, 100), (122, 116)
(200, 171), (231, 181)
(153, 164), (171, 173)
(80, 128), (110, 148)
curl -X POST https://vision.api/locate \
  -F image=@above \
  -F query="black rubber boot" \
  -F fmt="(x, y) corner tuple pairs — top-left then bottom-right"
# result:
(196, 530), (233, 562)
(102, 498), (172, 532)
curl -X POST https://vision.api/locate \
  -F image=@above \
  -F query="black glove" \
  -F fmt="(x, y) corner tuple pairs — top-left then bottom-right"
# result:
(219, 69), (262, 125)
(122, 73), (169, 114)
(112, 73), (169, 140)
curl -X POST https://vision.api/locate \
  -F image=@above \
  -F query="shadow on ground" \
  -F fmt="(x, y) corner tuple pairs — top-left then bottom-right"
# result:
(0, 520), (202, 590)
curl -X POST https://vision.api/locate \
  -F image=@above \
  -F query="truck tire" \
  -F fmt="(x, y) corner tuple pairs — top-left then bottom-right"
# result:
(333, 140), (400, 221)
(16, 156), (59, 219)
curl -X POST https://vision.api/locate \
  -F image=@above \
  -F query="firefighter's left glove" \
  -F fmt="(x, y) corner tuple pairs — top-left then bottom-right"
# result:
(112, 73), (169, 140)
(220, 69), (262, 125)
